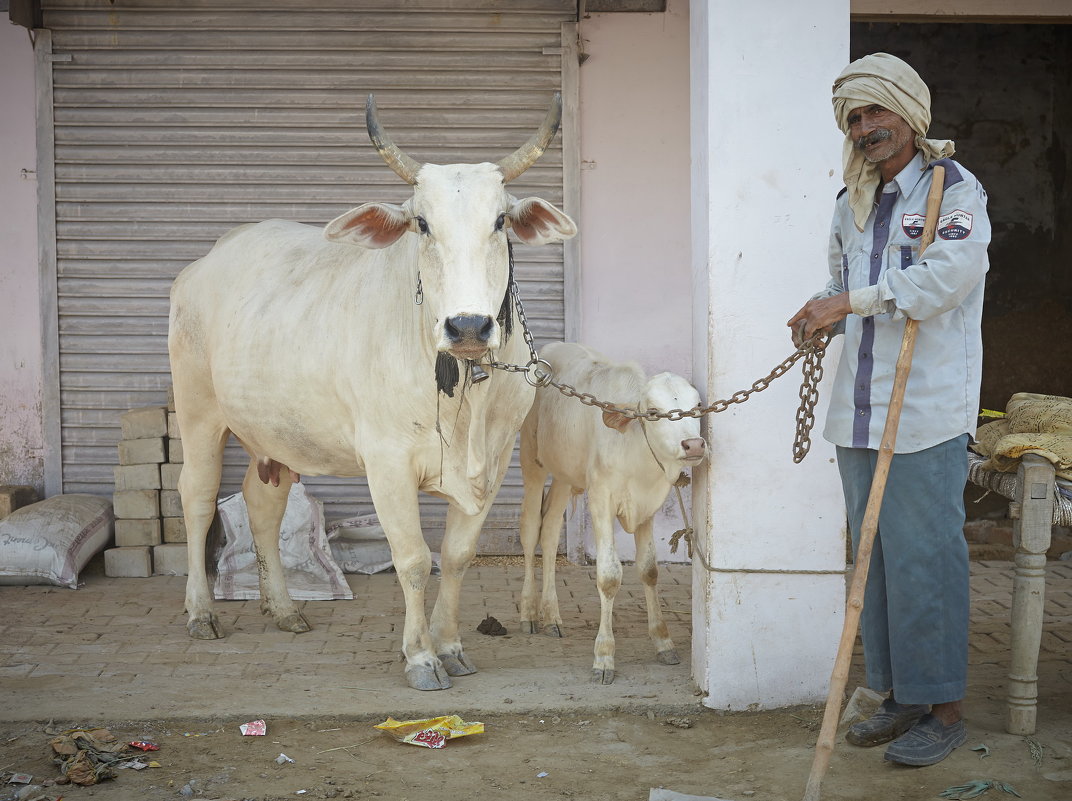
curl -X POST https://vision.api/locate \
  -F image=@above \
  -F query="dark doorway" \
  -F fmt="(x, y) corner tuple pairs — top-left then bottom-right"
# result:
(851, 22), (1072, 526)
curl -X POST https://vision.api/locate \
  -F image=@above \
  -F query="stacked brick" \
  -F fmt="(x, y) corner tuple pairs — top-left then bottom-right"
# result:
(0, 486), (38, 519)
(103, 391), (187, 577)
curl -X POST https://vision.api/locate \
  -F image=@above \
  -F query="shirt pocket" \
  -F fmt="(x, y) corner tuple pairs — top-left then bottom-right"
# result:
(887, 242), (919, 272)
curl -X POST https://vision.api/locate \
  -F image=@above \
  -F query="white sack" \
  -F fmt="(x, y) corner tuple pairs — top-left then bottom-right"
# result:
(325, 513), (441, 575)
(326, 514), (394, 575)
(213, 483), (352, 601)
(0, 494), (113, 588)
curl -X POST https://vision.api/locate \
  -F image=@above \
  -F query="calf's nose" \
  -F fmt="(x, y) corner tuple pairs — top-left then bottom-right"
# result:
(681, 438), (706, 459)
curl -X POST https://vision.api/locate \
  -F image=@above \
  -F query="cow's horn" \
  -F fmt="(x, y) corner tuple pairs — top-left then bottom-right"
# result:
(496, 92), (562, 184)
(366, 94), (423, 185)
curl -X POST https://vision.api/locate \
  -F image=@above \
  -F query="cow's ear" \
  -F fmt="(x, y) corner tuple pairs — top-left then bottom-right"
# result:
(508, 198), (578, 245)
(324, 203), (409, 248)
(601, 408), (635, 433)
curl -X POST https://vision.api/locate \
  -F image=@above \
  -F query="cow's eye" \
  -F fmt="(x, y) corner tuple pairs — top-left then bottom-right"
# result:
(415, 216), (429, 234)
(495, 213), (507, 232)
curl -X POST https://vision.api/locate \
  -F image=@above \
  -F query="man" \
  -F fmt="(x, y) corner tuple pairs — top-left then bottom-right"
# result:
(787, 53), (990, 767)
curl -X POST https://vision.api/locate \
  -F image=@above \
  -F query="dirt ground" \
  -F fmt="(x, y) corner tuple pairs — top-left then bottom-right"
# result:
(1, 669), (1070, 801)
(1, 558), (1070, 801)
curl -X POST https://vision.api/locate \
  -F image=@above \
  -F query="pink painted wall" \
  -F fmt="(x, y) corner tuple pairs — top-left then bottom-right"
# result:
(577, 1), (692, 560)
(579, 1), (691, 375)
(0, 22), (45, 493)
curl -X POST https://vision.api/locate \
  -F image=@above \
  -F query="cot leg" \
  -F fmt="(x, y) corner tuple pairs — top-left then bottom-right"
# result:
(1006, 453), (1054, 736)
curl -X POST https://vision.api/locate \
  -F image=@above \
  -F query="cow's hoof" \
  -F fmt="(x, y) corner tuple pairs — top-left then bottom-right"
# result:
(520, 620), (537, 634)
(276, 612), (312, 634)
(406, 664), (453, 691)
(656, 648), (681, 665)
(544, 623), (563, 638)
(590, 668), (615, 685)
(438, 652), (477, 676)
(187, 616), (223, 640)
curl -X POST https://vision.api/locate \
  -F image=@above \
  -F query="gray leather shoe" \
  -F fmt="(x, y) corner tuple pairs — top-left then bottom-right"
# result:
(845, 698), (929, 747)
(884, 713), (967, 766)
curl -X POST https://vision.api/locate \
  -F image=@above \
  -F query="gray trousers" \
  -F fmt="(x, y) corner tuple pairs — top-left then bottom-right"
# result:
(837, 434), (970, 705)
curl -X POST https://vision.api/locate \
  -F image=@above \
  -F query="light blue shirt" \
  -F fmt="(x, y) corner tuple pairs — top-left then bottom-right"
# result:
(818, 151), (990, 453)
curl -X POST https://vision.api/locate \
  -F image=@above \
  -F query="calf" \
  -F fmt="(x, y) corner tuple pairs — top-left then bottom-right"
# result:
(518, 342), (707, 684)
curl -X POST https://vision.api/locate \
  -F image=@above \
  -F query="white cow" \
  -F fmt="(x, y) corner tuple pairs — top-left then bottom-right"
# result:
(168, 95), (576, 691)
(519, 342), (707, 684)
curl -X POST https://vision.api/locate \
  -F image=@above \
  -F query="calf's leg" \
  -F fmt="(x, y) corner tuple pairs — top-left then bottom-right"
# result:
(523, 478), (571, 637)
(518, 441), (548, 635)
(538, 479), (572, 637)
(634, 518), (679, 665)
(589, 492), (622, 684)
(241, 459), (310, 634)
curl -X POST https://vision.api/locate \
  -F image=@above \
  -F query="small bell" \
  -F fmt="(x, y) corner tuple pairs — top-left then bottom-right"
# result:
(469, 361), (489, 383)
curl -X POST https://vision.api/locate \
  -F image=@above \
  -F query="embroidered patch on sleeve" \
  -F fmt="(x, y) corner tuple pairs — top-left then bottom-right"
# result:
(937, 209), (973, 240)
(901, 213), (925, 239)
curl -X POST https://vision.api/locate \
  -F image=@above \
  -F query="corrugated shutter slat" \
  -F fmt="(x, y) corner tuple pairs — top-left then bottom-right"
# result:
(44, 0), (571, 545)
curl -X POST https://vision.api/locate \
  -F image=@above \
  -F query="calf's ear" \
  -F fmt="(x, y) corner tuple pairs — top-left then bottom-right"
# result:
(325, 203), (409, 248)
(508, 198), (577, 245)
(601, 409), (635, 433)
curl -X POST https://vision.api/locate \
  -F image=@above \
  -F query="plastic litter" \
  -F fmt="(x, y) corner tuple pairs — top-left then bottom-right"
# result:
(48, 727), (127, 786)
(240, 720), (267, 736)
(12, 786), (54, 801)
(537, 771), (549, 778)
(7, 775), (32, 785)
(275, 753), (295, 765)
(374, 715), (484, 749)
(971, 744), (991, 758)
(838, 686), (884, 728)
(939, 780), (1021, 799)
(182, 728), (222, 737)
(127, 741), (159, 751)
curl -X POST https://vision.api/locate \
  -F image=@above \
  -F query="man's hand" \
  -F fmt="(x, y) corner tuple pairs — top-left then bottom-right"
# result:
(787, 292), (852, 346)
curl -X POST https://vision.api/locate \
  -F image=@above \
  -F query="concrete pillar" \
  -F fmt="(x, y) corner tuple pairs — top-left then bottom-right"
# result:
(689, 0), (851, 709)
(0, 24), (44, 493)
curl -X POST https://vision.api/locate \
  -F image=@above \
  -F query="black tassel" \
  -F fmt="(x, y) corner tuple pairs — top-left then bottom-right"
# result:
(496, 240), (515, 342)
(435, 352), (460, 397)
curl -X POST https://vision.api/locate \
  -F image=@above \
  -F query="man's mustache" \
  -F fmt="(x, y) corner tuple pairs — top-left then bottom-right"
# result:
(855, 129), (893, 150)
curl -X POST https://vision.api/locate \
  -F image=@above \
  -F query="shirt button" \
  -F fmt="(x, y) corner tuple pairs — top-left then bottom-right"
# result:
(858, 410), (866, 416)
(860, 353), (869, 359)
(872, 253), (879, 259)
(879, 221), (886, 228)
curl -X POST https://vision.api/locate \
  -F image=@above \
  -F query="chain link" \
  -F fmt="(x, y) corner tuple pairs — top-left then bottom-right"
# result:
(487, 282), (829, 461)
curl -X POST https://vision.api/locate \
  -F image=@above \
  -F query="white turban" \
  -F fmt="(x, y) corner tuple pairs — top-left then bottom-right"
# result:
(832, 53), (955, 231)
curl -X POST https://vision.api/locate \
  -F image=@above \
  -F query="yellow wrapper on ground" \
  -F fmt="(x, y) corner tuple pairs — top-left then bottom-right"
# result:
(374, 715), (484, 749)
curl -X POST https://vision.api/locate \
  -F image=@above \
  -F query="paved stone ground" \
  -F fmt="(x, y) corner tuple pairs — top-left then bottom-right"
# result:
(0, 556), (1070, 730)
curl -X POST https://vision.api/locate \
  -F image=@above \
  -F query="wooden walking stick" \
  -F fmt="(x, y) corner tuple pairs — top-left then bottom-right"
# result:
(802, 164), (946, 801)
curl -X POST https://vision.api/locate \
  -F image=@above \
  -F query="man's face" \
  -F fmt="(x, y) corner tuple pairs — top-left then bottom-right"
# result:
(847, 104), (914, 165)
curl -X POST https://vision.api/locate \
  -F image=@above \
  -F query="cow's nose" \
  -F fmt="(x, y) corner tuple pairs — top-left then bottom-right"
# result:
(681, 438), (706, 459)
(444, 314), (495, 345)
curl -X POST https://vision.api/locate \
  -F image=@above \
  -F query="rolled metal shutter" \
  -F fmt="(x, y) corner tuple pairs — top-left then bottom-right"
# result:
(42, 0), (575, 548)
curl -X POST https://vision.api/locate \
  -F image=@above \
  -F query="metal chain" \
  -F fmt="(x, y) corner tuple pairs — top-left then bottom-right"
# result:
(792, 340), (827, 463)
(487, 281), (830, 460)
